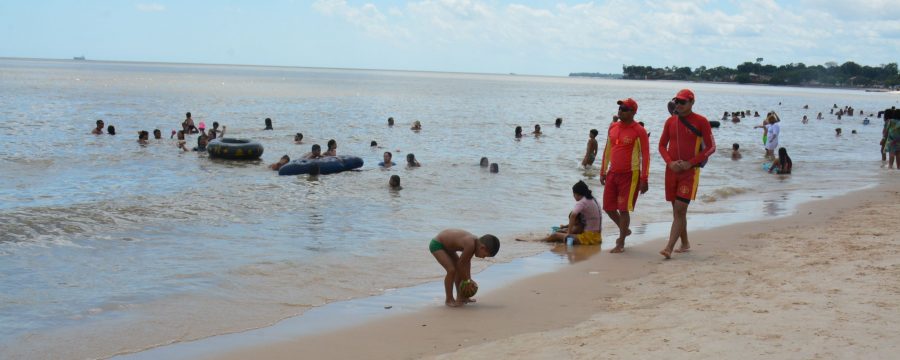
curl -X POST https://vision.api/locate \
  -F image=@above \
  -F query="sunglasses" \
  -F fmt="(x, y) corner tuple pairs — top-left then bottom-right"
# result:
(618, 106), (633, 112)
(673, 99), (689, 105)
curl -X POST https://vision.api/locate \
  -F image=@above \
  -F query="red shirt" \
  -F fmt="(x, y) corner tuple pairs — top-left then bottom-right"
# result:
(600, 121), (650, 181)
(658, 112), (716, 167)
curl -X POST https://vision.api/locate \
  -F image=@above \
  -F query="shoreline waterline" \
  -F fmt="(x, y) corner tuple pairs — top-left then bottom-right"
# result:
(112, 177), (882, 359)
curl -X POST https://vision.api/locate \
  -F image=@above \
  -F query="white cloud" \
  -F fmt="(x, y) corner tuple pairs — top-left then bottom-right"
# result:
(312, 0), (411, 41)
(135, 3), (166, 12)
(311, 0), (900, 73)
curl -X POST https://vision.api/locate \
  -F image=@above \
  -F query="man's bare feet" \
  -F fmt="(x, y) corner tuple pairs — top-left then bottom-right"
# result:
(674, 246), (691, 253)
(461, 298), (476, 303)
(610, 246), (625, 253)
(446, 300), (461, 307)
(659, 249), (672, 259)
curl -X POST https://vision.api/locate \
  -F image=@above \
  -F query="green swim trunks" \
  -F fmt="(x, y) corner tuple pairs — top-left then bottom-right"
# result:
(429, 238), (444, 253)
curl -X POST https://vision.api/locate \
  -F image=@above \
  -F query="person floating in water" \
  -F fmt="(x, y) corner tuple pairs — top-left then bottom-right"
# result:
(304, 144), (323, 159)
(428, 229), (499, 307)
(264, 117), (274, 130)
(269, 155), (290, 171)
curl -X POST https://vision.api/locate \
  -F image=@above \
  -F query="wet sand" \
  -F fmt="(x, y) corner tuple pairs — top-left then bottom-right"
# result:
(205, 179), (899, 360)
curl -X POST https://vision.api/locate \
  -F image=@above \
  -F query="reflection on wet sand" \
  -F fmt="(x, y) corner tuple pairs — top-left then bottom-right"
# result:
(549, 243), (603, 264)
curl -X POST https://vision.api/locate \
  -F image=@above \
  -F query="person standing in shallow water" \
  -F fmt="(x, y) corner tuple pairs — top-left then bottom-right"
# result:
(658, 89), (716, 259)
(582, 129), (599, 168)
(599, 98), (649, 253)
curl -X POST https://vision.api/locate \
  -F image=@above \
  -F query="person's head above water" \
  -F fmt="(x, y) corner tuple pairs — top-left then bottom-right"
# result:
(186, 112), (192, 119)
(308, 163), (320, 177)
(311, 144), (322, 155)
(294, 133), (303, 142)
(480, 157), (489, 167)
(264, 117), (273, 130)
(572, 180), (594, 199)
(733, 143), (740, 150)
(388, 117), (394, 126)
(406, 153), (418, 165)
(515, 126), (523, 138)
(370, 140), (377, 147)
(555, 118), (562, 127)
(327, 139), (337, 150)
(153, 129), (161, 139)
(489, 163), (499, 173)
(389, 174), (401, 189)
(107, 125), (116, 135)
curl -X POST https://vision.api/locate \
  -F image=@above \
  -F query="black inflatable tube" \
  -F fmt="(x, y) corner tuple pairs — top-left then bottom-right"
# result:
(278, 156), (364, 175)
(207, 138), (264, 160)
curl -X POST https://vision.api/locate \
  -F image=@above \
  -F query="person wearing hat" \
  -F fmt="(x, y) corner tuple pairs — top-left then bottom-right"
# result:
(599, 98), (650, 253)
(658, 89), (716, 259)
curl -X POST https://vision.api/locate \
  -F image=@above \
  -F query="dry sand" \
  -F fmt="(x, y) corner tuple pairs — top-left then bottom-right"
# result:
(211, 181), (900, 360)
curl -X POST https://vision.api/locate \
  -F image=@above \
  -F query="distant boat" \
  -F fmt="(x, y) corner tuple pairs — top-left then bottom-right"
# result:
(73, 56), (86, 61)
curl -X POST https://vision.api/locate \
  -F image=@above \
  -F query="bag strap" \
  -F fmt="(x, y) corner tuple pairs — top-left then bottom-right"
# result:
(678, 116), (702, 138)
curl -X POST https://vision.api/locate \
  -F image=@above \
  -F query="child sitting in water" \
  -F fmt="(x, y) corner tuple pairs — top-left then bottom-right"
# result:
(429, 229), (500, 307)
(769, 147), (792, 174)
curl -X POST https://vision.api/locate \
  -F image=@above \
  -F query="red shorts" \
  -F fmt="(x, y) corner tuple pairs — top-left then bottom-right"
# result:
(603, 171), (641, 212)
(665, 167), (700, 203)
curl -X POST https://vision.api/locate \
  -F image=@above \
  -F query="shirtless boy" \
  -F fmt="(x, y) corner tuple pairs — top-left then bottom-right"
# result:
(429, 229), (500, 307)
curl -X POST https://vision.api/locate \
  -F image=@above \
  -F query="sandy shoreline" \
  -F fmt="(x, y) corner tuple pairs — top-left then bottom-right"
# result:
(197, 178), (899, 359)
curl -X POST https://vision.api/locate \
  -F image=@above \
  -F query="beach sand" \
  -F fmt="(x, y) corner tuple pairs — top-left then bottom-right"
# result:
(210, 180), (900, 360)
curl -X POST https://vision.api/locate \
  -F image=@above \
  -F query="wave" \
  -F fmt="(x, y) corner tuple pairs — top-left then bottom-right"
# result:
(700, 186), (749, 202)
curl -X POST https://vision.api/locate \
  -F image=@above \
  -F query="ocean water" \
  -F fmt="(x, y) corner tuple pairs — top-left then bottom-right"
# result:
(0, 58), (896, 359)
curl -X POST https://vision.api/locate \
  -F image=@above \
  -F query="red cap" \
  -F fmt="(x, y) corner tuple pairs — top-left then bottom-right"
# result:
(674, 89), (695, 101)
(616, 98), (638, 113)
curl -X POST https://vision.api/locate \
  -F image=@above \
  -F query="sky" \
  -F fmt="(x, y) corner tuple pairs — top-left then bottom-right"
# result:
(1, 0), (899, 76)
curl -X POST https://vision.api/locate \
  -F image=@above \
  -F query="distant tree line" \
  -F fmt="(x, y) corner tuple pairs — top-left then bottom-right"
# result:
(569, 72), (623, 79)
(618, 61), (900, 88)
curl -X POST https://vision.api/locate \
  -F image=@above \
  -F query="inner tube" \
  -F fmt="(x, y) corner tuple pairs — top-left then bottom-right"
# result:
(709, 120), (721, 128)
(278, 155), (364, 176)
(207, 138), (264, 160)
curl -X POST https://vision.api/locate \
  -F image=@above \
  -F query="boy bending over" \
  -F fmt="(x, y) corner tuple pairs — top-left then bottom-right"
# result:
(429, 229), (500, 307)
